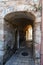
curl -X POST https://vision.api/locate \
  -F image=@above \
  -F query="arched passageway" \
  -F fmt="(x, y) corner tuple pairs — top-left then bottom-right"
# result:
(4, 11), (35, 65)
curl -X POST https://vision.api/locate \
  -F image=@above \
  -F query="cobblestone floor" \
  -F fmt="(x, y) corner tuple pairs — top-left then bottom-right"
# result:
(5, 48), (35, 65)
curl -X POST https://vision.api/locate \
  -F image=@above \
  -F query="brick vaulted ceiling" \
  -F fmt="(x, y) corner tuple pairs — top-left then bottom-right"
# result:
(4, 11), (35, 30)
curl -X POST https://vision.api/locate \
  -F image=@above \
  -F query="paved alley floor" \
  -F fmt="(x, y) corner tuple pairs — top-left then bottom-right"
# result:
(5, 48), (35, 65)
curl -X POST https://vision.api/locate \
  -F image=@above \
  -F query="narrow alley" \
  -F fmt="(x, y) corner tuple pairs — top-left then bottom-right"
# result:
(5, 48), (34, 65)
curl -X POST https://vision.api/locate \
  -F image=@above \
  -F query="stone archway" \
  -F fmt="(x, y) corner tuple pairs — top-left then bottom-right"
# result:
(3, 11), (41, 65)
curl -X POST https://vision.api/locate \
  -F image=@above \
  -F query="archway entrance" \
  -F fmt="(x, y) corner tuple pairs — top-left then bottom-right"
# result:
(4, 11), (35, 65)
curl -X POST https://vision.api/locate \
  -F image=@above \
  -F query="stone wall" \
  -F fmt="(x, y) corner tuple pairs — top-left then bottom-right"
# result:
(0, 18), (4, 65)
(3, 21), (17, 64)
(34, 22), (41, 57)
(34, 22), (41, 65)
(0, 0), (41, 65)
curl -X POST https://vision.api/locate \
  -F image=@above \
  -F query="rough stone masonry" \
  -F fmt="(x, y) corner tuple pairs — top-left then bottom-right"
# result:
(0, 0), (41, 65)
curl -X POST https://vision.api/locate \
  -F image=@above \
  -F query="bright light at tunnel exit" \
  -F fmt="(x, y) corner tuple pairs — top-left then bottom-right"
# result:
(26, 25), (32, 41)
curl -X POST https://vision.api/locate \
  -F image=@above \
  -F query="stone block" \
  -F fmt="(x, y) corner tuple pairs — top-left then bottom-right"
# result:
(35, 59), (40, 65)
(6, 1), (16, 6)
(0, 50), (6, 65)
(0, 23), (4, 30)
(0, 2), (7, 7)
(0, 19), (4, 24)
(0, 51), (5, 56)
(0, 34), (4, 41)
(0, 41), (4, 50)
(0, 56), (3, 65)
(35, 50), (40, 58)
(35, 17), (41, 22)
(35, 44), (40, 51)
(0, 30), (4, 34)
(0, 7), (6, 17)
(35, 36), (41, 44)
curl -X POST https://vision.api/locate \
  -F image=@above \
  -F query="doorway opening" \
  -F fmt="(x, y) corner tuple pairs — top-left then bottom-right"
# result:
(26, 25), (32, 41)
(4, 11), (35, 65)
